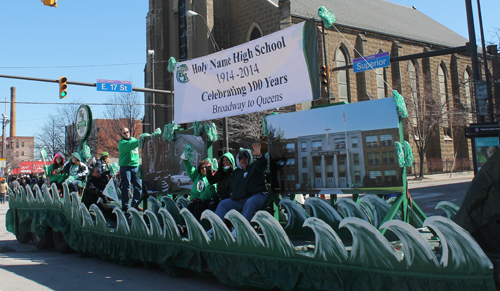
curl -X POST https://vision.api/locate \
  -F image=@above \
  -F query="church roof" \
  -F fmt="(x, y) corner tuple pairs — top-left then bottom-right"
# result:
(271, 0), (468, 48)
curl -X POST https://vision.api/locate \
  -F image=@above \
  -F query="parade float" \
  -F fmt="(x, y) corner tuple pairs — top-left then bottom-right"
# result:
(5, 11), (497, 291)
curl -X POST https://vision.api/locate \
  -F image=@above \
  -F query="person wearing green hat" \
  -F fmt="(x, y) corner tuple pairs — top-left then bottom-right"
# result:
(62, 152), (89, 194)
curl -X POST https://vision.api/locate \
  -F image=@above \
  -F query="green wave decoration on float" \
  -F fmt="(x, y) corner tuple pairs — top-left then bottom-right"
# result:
(5, 188), (496, 291)
(435, 201), (460, 219)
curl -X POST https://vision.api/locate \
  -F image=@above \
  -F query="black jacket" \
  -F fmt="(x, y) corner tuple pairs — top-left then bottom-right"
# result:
(206, 167), (232, 200)
(81, 175), (108, 209)
(229, 155), (267, 200)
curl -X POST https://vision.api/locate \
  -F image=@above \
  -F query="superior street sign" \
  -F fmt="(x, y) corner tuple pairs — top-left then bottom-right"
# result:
(353, 51), (390, 73)
(96, 79), (132, 92)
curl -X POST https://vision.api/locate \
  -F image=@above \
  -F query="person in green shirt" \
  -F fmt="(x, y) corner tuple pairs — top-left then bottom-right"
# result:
(118, 127), (142, 211)
(46, 152), (68, 193)
(181, 149), (216, 221)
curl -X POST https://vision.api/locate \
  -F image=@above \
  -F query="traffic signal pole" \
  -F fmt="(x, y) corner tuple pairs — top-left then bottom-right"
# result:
(0, 74), (172, 95)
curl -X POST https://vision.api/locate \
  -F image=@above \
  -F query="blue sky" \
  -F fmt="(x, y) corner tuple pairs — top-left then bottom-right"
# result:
(0, 0), (498, 139)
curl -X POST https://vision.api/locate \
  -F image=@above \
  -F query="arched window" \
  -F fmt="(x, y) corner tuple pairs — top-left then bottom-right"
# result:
(21, 142), (24, 147)
(375, 67), (386, 99)
(335, 46), (350, 102)
(438, 64), (451, 138)
(407, 61), (418, 127)
(463, 70), (472, 123)
(247, 22), (263, 41)
(21, 151), (24, 156)
(16, 142), (19, 148)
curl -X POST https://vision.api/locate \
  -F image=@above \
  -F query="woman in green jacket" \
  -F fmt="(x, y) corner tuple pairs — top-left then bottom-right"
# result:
(46, 152), (68, 192)
(183, 158), (216, 221)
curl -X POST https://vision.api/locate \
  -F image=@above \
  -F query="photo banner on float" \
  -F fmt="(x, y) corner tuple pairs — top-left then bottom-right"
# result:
(173, 20), (318, 124)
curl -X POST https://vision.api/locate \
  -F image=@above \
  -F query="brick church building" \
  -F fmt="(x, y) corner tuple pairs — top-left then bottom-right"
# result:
(143, 0), (499, 176)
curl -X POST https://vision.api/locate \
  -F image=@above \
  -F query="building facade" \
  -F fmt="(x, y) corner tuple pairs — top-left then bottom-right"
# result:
(145, 0), (499, 172)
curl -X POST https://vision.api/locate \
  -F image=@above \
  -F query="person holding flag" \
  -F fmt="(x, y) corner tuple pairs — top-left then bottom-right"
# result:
(81, 167), (117, 222)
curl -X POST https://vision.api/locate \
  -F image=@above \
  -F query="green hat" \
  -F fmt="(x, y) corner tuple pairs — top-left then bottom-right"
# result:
(100, 152), (109, 158)
(71, 152), (82, 162)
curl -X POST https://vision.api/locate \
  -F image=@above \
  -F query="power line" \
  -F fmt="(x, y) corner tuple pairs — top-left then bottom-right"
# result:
(0, 63), (145, 69)
(0, 101), (171, 107)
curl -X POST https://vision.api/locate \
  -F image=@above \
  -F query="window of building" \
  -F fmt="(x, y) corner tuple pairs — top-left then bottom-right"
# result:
(369, 170), (383, 183)
(438, 64), (448, 127)
(351, 137), (358, 148)
(338, 155), (346, 165)
(384, 170), (397, 182)
(354, 171), (361, 182)
(286, 158), (295, 167)
(313, 156), (321, 166)
(366, 135), (378, 147)
(375, 66), (386, 99)
(312, 140), (322, 151)
(247, 22), (263, 41)
(325, 155), (333, 166)
(16, 151), (19, 157)
(408, 61), (419, 127)
(383, 152), (395, 164)
(380, 134), (393, 146)
(327, 172), (334, 178)
(286, 143), (295, 153)
(16, 142), (19, 148)
(463, 70), (473, 123)
(287, 174), (296, 181)
(335, 46), (350, 102)
(301, 142), (307, 152)
(367, 152), (381, 165)
(353, 153), (360, 164)
(302, 157), (307, 168)
(315, 172), (322, 178)
(21, 142), (24, 147)
(334, 138), (345, 149)
(21, 151), (24, 156)
(302, 173), (308, 183)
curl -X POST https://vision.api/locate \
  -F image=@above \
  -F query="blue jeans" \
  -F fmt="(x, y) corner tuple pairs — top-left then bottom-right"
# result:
(120, 166), (142, 209)
(215, 192), (269, 221)
(68, 180), (79, 193)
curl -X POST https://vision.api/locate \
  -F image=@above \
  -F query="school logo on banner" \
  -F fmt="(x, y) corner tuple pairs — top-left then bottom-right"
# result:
(176, 64), (190, 84)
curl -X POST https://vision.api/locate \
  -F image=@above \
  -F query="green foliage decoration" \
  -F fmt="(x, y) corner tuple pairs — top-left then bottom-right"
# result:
(163, 121), (179, 142)
(392, 90), (408, 118)
(190, 121), (204, 137)
(402, 141), (414, 167)
(168, 57), (178, 73)
(318, 6), (336, 28)
(394, 141), (405, 168)
(205, 123), (218, 142)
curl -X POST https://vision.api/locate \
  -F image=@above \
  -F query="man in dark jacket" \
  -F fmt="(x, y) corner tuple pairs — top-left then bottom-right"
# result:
(214, 143), (268, 221)
(81, 167), (116, 220)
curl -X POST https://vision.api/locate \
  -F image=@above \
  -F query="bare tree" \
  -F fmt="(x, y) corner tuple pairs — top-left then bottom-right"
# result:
(35, 101), (96, 161)
(403, 73), (469, 178)
(101, 92), (143, 154)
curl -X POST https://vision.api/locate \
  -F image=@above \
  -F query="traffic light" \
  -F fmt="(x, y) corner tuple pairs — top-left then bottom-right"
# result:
(41, 0), (57, 7)
(320, 65), (329, 87)
(59, 77), (67, 99)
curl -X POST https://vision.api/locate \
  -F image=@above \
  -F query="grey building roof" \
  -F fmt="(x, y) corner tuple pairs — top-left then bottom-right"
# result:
(271, 0), (468, 48)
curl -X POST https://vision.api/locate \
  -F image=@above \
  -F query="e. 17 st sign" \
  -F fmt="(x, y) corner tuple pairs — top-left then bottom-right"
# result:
(96, 79), (132, 92)
(353, 51), (390, 73)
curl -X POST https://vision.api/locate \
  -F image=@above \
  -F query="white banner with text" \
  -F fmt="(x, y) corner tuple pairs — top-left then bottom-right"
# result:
(173, 21), (313, 124)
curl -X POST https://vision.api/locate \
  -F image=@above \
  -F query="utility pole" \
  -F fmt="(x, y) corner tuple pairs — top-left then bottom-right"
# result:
(465, 0), (484, 123)
(1, 114), (10, 159)
(148, 50), (156, 131)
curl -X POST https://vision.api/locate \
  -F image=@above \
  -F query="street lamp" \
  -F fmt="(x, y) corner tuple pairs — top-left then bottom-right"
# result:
(148, 49), (156, 131)
(1, 113), (11, 160)
(186, 10), (229, 152)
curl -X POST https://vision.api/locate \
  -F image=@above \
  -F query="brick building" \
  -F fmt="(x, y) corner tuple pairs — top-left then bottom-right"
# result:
(144, 0), (499, 173)
(5, 136), (35, 169)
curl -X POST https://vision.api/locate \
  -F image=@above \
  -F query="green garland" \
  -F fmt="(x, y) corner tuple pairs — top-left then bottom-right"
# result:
(318, 6), (336, 28)
(167, 57), (178, 73)
(163, 122), (180, 142)
(139, 133), (151, 149)
(392, 90), (408, 118)
(109, 162), (119, 177)
(394, 142), (405, 168)
(190, 121), (204, 137)
(183, 144), (195, 163)
(78, 144), (92, 164)
(151, 128), (162, 139)
(205, 123), (218, 142)
(403, 141), (414, 167)
(211, 158), (218, 171)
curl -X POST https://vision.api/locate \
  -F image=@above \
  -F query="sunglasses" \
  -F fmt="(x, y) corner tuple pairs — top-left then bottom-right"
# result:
(123, 131), (129, 134)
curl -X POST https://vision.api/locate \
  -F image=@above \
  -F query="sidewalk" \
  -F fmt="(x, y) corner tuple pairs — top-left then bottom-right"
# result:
(407, 171), (474, 184)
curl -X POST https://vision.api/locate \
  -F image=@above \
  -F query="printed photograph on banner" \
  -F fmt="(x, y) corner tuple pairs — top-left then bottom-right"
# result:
(266, 98), (402, 195)
(173, 20), (315, 124)
(141, 133), (205, 196)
